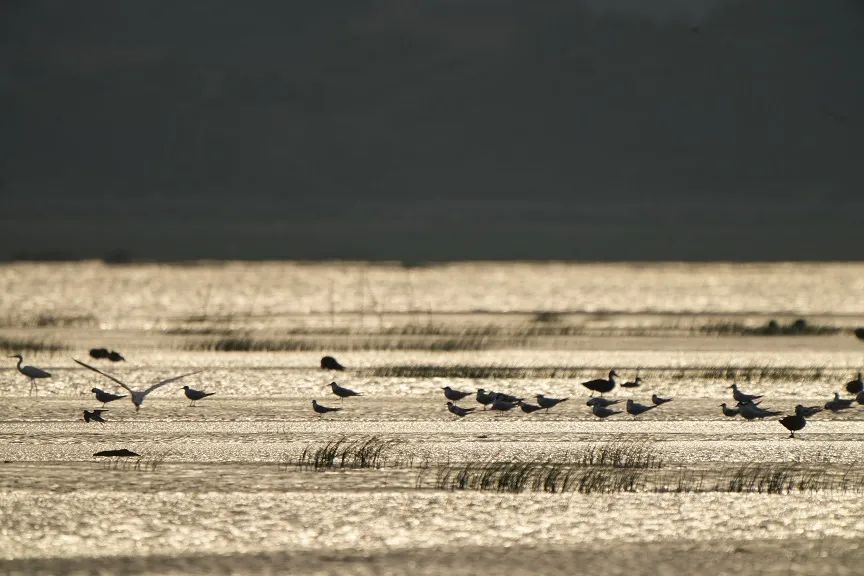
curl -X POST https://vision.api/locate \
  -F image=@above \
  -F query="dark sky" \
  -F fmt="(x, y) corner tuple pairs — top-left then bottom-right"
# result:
(2, 0), (863, 261)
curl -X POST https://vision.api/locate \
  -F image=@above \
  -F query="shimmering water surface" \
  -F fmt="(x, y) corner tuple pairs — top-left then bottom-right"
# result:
(1, 262), (864, 575)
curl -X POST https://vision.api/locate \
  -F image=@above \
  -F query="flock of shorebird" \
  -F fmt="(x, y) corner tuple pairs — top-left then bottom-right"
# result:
(7, 352), (864, 440)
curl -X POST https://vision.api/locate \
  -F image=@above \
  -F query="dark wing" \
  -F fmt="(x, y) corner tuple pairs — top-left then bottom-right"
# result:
(142, 371), (204, 395)
(74, 359), (133, 393)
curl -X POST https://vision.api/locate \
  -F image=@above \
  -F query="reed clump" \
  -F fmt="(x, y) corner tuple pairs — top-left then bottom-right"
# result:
(294, 436), (406, 471)
(0, 336), (66, 353)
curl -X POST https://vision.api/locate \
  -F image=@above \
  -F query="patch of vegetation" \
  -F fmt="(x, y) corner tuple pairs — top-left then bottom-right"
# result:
(291, 437), (414, 471)
(182, 335), (504, 352)
(701, 318), (840, 336)
(0, 336), (66, 353)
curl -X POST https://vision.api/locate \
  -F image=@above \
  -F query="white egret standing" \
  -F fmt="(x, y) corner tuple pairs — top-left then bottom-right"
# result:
(73, 359), (202, 412)
(9, 354), (51, 395)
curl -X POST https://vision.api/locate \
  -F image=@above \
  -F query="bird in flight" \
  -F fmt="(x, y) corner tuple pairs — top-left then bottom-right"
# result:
(73, 359), (202, 411)
(83, 409), (109, 423)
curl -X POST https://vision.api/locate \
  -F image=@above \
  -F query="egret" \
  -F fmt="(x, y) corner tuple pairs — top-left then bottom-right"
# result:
(9, 354), (51, 395)
(73, 359), (202, 411)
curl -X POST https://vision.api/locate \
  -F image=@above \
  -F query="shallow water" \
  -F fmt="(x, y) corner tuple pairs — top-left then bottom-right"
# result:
(1, 262), (864, 574)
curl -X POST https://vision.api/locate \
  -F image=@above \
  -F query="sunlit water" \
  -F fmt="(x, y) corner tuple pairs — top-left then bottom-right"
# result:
(1, 262), (863, 574)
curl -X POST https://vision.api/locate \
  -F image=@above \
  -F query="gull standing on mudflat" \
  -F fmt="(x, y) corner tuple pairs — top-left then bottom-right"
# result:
(83, 409), (109, 423)
(329, 381), (361, 402)
(625, 399), (657, 417)
(447, 402), (475, 417)
(536, 394), (568, 411)
(824, 392), (854, 412)
(728, 384), (763, 403)
(74, 359), (203, 411)
(91, 387), (126, 407)
(651, 394), (673, 405)
(581, 370), (618, 396)
(442, 386), (472, 401)
(9, 354), (51, 395)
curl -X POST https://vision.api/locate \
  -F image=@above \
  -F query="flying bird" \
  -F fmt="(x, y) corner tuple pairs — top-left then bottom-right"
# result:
(183, 385), (215, 406)
(651, 394), (673, 405)
(536, 394), (568, 411)
(9, 354), (51, 395)
(73, 359), (203, 411)
(442, 386), (472, 401)
(447, 402), (475, 417)
(83, 409), (108, 423)
(320, 356), (345, 370)
(91, 387), (126, 407)
(581, 370), (618, 396)
(779, 413), (806, 438)
(312, 399), (341, 416)
(329, 381), (361, 401)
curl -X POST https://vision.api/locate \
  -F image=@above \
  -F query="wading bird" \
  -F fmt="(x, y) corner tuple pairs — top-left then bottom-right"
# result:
(183, 385), (215, 406)
(312, 399), (341, 416)
(442, 386), (472, 401)
(329, 381), (361, 402)
(581, 370), (618, 396)
(447, 402), (475, 417)
(83, 409), (109, 423)
(91, 387), (126, 407)
(9, 354), (51, 395)
(74, 359), (202, 411)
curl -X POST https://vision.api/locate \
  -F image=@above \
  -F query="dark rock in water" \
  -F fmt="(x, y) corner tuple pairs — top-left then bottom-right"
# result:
(106, 350), (125, 362)
(321, 356), (345, 370)
(94, 449), (140, 458)
(89, 348), (110, 359)
(855, 328), (864, 341)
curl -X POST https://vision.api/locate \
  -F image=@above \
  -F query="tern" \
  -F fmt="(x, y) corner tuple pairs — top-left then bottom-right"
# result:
(447, 402), (475, 417)
(536, 394), (568, 411)
(824, 392), (854, 412)
(586, 397), (621, 408)
(651, 394), (673, 405)
(476, 389), (496, 409)
(845, 372), (863, 395)
(591, 403), (621, 419)
(442, 386), (472, 401)
(9, 354), (51, 395)
(621, 376), (642, 388)
(329, 381), (361, 401)
(739, 401), (780, 420)
(581, 370), (618, 396)
(519, 402), (544, 414)
(779, 413), (806, 438)
(719, 403), (739, 417)
(494, 392), (523, 403)
(625, 399), (656, 417)
(183, 385), (215, 406)
(728, 384), (762, 403)
(312, 399), (341, 416)
(489, 396), (519, 412)
(83, 409), (108, 423)
(91, 387), (126, 407)
(795, 404), (822, 418)
(73, 359), (202, 411)
(320, 356), (345, 371)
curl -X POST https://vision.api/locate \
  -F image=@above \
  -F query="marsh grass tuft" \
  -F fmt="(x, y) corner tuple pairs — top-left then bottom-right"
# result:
(0, 336), (66, 353)
(292, 436), (409, 471)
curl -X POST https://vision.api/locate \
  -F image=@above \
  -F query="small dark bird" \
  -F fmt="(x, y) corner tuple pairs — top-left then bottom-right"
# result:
(625, 399), (656, 417)
(91, 387), (126, 407)
(857, 391), (864, 405)
(476, 389), (496, 409)
(489, 395), (519, 412)
(581, 370), (618, 396)
(106, 351), (125, 362)
(720, 403), (739, 417)
(651, 394), (673, 405)
(824, 392), (854, 412)
(312, 399), (341, 415)
(83, 409), (108, 423)
(591, 403), (621, 419)
(447, 402), (475, 417)
(621, 376), (642, 388)
(320, 356), (345, 370)
(795, 405), (822, 418)
(183, 385), (215, 406)
(519, 402), (544, 414)
(536, 395), (568, 410)
(779, 414), (806, 438)
(94, 448), (139, 457)
(495, 392), (523, 403)
(729, 384), (762, 403)
(845, 372), (863, 395)
(739, 401), (781, 420)
(329, 381), (361, 401)
(586, 397), (621, 408)
(854, 328), (864, 341)
(89, 348), (110, 359)
(442, 386), (472, 401)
